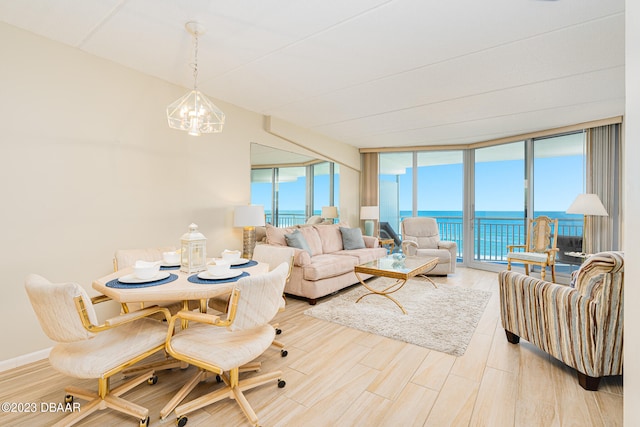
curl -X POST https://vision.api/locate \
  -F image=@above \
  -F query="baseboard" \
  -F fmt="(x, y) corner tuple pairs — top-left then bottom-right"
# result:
(0, 348), (51, 373)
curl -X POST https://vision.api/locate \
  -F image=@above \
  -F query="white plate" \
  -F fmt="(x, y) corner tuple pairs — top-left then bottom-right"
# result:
(197, 270), (243, 280)
(229, 258), (250, 266)
(161, 262), (180, 267)
(118, 271), (170, 284)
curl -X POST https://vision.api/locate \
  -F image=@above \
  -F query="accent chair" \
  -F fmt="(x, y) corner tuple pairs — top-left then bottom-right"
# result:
(400, 217), (457, 275)
(506, 215), (559, 282)
(498, 251), (624, 390)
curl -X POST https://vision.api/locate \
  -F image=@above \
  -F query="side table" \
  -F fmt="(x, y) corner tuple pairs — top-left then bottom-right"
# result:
(379, 238), (395, 253)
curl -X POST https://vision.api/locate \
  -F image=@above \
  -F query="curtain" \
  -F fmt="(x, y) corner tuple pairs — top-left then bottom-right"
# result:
(361, 152), (379, 206)
(586, 124), (621, 253)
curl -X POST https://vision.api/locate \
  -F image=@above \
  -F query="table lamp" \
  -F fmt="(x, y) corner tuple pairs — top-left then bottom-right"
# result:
(234, 205), (266, 259)
(360, 206), (379, 236)
(566, 193), (608, 253)
(321, 206), (339, 224)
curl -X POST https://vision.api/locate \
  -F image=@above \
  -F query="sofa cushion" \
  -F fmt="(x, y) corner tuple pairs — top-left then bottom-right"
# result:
(297, 225), (323, 256)
(285, 229), (312, 254)
(265, 224), (296, 246)
(314, 224), (344, 253)
(337, 247), (387, 264)
(339, 227), (365, 250)
(302, 254), (358, 281)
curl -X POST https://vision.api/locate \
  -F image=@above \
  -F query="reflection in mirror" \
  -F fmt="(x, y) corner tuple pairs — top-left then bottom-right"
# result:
(251, 143), (339, 227)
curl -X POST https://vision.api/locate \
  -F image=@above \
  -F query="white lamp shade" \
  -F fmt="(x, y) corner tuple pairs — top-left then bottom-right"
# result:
(360, 206), (379, 220)
(566, 194), (608, 216)
(234, 205), (266, 227)
(321, 206), (339, 219)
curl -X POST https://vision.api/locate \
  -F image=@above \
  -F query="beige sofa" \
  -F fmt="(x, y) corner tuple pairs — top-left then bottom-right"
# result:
(263, 223), (387, 304)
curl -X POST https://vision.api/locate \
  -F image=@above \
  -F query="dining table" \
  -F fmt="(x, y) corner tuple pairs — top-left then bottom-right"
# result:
(91, 258), (270, 420)
(92, 259), (269, 313)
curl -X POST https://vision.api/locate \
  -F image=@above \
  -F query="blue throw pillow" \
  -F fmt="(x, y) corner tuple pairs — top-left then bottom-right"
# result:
(285, 229), (312, 254)
(340, 227), (365, 250)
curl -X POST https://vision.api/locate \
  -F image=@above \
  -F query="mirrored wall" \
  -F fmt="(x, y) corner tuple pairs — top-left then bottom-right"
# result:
(251, 143), (340, 227)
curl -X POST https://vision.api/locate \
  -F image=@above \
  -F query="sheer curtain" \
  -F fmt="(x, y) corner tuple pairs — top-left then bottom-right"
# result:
(586, 124), (621, 253)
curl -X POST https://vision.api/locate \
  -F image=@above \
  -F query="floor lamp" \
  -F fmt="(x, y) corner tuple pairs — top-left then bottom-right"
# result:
(566, 193), (608, 254)
(234, 205), (266, 259)
(360, 206), (379, 236)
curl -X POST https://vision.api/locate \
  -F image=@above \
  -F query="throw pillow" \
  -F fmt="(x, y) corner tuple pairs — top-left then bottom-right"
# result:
(339, 227), (366, 250)
(285, 229), (312, 255)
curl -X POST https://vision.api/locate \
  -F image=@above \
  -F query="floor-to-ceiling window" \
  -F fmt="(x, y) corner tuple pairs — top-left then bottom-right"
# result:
(473, 141), (525, 265)
(376, 130), (588, 279)
(416, 151), (464, 260)
(533, 132), (586, 274)
(379, 152), (413, 235)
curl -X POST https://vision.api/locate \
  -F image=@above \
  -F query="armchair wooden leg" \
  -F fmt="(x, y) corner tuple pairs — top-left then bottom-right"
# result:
(505, 330), (520, 344)
(577, 372), (601, 391)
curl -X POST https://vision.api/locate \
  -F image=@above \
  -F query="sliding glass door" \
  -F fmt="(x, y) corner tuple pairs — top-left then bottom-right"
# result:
(473, 141), (525, 265)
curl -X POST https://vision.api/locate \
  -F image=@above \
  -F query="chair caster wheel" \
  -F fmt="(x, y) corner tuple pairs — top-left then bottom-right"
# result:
(277, 379), (286, 388)
(275, 328), (282, 335)
(177, 415), (188, 426)
(64, 394), (73, 404)
(280, 349), (288, 357)
(147, 375), (158, 385)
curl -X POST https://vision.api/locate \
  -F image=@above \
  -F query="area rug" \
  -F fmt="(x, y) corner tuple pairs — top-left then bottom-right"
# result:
(304, 278), (492, 356)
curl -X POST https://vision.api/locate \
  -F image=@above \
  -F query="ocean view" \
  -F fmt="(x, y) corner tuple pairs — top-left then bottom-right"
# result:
(266, 209), (582, 263)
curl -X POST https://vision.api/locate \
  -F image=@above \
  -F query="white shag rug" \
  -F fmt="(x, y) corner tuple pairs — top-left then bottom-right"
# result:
(304, 278), (491, 356)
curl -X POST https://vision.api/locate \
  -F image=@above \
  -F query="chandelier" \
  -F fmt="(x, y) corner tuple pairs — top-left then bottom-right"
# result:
(167, 22), (225, 136)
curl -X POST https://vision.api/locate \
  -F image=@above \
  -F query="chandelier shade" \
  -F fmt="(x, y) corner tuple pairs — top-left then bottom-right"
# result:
(167, 90), (225, 136)
(167, 22), (224, 136)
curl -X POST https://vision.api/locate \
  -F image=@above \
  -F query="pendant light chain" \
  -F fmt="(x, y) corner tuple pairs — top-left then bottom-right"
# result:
(192, 31), (199, 90)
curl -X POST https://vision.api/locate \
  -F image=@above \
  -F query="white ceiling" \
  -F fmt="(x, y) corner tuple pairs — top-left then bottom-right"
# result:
(0, 0), (625, 149)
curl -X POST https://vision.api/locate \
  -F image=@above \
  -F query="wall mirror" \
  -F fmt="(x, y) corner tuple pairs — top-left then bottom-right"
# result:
(250, 143), (340, 227)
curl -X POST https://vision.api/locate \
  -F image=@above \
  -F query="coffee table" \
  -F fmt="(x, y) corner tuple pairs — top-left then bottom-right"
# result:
(354, 255), (439, 314)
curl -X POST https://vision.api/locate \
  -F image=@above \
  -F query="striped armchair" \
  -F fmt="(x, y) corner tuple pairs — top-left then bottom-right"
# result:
(498, 251), (624, 390)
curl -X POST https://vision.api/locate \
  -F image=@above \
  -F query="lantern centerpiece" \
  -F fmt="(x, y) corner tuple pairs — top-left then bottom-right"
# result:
(180, 223), (207, 273)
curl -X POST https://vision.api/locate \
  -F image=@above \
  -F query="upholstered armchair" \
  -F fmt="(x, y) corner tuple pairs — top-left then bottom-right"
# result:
(25, 274), (171, 426)
(400, 217), (457, 275)
(498, 251), (624, 390)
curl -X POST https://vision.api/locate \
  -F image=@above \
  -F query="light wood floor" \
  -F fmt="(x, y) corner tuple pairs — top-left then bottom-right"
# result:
(0, 267), (622, 426)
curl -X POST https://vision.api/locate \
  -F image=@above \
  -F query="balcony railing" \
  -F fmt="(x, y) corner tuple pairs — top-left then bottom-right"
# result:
(266, 212), (582, 265)
(398, 215), (583, 262)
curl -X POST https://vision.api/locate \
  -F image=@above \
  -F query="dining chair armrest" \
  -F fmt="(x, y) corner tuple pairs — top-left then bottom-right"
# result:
(507, 244), (526, 251)
(74, 297), (171, 333)
(90, 294), (112, 305)
(174, 310), (221, 326)
(105, 305), (171, 327)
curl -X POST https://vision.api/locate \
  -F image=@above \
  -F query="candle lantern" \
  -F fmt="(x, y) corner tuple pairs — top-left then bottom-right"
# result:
(180, 223), (207, 273)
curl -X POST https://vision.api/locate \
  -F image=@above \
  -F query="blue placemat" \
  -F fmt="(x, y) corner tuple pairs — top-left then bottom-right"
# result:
(160, 265), (180, 270)
(230, 260), (258, 269)
(107, 273), (178, 289)
(188, 271), (249, 285)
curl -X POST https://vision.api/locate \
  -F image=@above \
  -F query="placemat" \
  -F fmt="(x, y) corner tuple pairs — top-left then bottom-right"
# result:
(107, 273), (179, 289)
(230, 260), (258, 269)
(188, 271), (250, 285)
(160, 265), (180, 270)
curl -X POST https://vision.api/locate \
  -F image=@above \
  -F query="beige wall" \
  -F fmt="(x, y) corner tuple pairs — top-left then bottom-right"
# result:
(0, 23), (361, 362)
